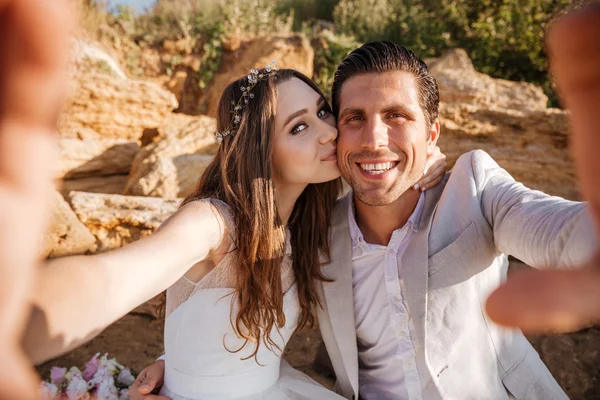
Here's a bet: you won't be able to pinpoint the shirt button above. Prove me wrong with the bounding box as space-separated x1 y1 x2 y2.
393 296 401 302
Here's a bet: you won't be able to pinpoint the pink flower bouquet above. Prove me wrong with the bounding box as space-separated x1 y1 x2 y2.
39 353 136 400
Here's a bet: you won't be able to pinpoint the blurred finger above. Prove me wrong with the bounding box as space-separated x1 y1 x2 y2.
0 0 73 128
486 261 600 333
547 4 600 95
0 345 38 399
547 4 600 226
0 0 73 398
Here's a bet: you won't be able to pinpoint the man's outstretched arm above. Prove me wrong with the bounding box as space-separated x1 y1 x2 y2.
486 4 600 333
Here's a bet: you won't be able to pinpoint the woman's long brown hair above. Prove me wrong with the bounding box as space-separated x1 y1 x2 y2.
181 69 342 360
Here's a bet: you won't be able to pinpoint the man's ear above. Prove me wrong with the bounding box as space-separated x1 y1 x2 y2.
427 120 441 155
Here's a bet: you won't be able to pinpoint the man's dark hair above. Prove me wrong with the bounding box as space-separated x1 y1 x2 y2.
331 41 439 127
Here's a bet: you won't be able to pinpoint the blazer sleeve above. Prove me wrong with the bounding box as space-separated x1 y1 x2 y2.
472 150 596 268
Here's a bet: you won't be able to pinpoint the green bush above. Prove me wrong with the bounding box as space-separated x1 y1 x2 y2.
192 0 293 89
135 0 293 40
333 0 576 106
128 0 294 90
333 0 393 42
76 0 109 38
312 30 361 102
85 0 581 107
275 0 338 30
219 0 294 36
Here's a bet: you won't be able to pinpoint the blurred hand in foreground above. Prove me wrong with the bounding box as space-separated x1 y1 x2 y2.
0 0 72 398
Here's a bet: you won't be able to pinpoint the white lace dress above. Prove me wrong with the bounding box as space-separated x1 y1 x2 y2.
159 199 343 400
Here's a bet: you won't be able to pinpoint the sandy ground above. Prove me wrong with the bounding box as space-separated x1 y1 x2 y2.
36 313 335 393
37 262 600 399
35 313 600 399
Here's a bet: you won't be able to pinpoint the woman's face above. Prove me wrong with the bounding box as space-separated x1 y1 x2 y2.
272 77 340 188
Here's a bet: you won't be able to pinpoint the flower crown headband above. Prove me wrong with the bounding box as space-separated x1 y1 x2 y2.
214 60 279 144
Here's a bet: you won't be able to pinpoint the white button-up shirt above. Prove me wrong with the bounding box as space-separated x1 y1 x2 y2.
349 192 431 400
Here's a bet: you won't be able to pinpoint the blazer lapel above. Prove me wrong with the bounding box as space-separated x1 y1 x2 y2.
401 184 443 348
320 193 359 396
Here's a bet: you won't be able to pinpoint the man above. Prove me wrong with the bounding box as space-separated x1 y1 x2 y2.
313 40 592 400
131 19 597 400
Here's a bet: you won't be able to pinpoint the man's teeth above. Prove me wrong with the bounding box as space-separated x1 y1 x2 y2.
359 162 397 174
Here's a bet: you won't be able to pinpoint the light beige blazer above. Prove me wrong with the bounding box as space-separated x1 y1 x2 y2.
317 150 595 400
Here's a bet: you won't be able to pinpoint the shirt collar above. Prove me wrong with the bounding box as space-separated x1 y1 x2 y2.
347 190 426 249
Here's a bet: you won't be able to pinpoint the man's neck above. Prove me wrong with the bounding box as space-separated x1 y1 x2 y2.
354 189 421 246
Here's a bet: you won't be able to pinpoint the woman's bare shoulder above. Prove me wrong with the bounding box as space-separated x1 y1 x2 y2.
157 198 230 251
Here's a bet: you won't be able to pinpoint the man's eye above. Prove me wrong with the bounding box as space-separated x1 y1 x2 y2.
347 116 363 122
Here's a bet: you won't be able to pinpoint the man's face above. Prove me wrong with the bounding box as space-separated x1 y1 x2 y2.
336 71 440 206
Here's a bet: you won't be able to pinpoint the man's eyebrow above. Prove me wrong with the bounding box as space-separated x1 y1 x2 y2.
381 104 416 116
339 108 365 119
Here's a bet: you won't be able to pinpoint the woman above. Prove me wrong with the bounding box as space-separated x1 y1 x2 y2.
27 64 446 399
157 66 344 399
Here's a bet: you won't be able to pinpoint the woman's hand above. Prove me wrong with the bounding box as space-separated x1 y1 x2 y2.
0 0 72 398
414 145 447 191
129 360 170 400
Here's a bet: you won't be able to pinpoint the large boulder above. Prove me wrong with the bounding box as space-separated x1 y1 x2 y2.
68 192 181 253
124 115 217 198
429 49 548 112
205 34 314 117
57 138 140 179
42 191 97 258
59 72 178 140
438 103 577 200
59 175 129 197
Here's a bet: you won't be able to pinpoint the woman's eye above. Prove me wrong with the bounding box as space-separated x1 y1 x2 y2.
291 123 308 134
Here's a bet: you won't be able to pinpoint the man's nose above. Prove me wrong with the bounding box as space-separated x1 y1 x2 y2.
361 116 388 150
